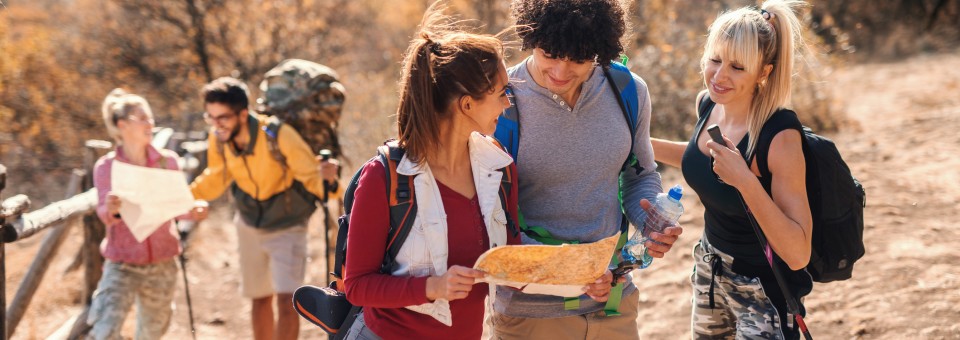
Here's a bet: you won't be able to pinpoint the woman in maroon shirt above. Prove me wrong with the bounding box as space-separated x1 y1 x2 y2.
341 5 520 340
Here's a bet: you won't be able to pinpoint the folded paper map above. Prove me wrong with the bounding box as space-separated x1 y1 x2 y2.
474 233 620 297
111 160 195 242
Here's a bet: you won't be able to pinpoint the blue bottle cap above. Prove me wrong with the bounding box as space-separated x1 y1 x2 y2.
668 185 683 200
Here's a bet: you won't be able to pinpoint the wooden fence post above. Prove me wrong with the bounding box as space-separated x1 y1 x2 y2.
81 212 105 305
4 170 84 338
65 141 110 339
81 142 108 306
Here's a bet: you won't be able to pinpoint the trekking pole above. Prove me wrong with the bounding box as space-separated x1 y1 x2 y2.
319 149 335 285
177 221 198 340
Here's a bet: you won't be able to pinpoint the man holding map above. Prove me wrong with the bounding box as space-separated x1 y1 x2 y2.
489 0 683 338
188 77 340 340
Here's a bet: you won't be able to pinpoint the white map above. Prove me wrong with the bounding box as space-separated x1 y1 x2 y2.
111 160 195 242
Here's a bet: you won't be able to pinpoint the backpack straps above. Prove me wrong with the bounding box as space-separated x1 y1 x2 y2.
262 116 290 177
496 63 641 178
488 137 520 238
599 62 643 316
494 85 521 159
217 115 291 178
737 196 813 339
751 110 805 182
378 141 418 274
331 141 418 280
697 91 714 120
331 165 366 281
603 63 643 176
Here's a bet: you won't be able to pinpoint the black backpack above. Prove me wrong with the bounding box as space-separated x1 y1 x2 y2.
792 127 866 282
698 95 866 283
293 140 516 339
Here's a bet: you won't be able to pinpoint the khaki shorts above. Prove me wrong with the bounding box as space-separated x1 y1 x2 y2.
491 288 641 340
234 213 308 298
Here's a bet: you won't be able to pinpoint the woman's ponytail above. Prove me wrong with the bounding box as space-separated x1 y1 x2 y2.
745 0 809 156
394 1 504 163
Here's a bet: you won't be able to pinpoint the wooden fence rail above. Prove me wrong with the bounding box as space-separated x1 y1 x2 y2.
3 186 96 244
4 170 88 339
0 140 108 340
0 130 319 339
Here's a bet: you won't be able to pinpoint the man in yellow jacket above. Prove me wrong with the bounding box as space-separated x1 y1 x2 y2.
190 77 341 340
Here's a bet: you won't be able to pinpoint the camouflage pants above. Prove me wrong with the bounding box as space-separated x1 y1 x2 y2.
690 239 791 340
86 259 179 340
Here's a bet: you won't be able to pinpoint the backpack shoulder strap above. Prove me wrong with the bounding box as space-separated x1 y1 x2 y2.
377 141 417 273
695 92 716 134
600 62 644 317
331 160 369 280
494 85 521 160
604 62 639 132
333 142 418 279
262 116 289 168
753 109 804 179
603 63 643 175
696 90 713 120
488 137 520 238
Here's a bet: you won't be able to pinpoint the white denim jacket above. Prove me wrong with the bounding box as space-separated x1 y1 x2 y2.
391 132 513 326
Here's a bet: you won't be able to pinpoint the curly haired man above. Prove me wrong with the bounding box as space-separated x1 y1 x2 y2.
490 1 683 338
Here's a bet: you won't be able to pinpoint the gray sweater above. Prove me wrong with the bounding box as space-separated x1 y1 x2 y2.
494 58 663 318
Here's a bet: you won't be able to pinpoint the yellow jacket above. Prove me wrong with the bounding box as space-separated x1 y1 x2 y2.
190 113 341 228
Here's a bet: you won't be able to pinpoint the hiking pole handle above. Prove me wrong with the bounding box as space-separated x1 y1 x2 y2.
177 220 197 244
319 149 333 161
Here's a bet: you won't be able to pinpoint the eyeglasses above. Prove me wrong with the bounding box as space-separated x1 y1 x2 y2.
124 116 155 125
203 111 237 125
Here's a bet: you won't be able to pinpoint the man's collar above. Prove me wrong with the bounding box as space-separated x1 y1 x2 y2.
230 113 259 155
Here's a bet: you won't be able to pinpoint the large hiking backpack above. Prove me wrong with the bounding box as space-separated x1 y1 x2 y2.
259 59 346 157
698 94 866 283
293 141 516 338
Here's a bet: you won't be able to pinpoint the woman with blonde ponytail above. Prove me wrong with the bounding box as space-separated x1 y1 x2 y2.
652 0 815 338
340 2 519 339
89 90 209 339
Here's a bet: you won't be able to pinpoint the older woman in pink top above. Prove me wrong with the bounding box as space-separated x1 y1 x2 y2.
87 89 209 340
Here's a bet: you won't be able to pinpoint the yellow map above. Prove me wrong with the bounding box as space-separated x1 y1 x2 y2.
473 234 620 296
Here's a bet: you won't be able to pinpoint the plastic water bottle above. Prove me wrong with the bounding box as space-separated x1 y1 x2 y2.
621 185 684 269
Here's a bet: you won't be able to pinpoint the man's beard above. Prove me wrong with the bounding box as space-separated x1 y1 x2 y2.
227 123 242 142
217 122 242 143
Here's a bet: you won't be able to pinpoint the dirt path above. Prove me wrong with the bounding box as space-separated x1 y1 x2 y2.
5 52 960 339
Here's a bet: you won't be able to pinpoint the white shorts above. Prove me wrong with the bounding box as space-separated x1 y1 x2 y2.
234 213 308 298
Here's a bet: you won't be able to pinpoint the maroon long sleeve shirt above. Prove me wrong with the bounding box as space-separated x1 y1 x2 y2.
343 160 519 339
